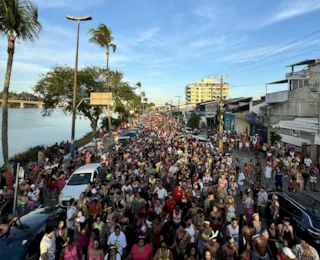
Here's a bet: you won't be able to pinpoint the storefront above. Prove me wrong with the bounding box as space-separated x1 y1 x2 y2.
224 113 235 132
248 115 268 143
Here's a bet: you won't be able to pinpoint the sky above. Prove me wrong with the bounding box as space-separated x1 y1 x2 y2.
1 0 320 106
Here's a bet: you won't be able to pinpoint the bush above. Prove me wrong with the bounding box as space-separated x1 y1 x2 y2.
270 132 282 145
11 145 44 165
187 114 201 129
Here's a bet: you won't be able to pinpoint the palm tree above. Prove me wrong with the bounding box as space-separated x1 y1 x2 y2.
0 0 41 169
88 23 116 132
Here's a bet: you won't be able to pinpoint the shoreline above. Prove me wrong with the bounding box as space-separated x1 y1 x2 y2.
0 132 95 173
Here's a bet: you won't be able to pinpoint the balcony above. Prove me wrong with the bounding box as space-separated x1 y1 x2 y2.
286 69 309 79
266 90 288 104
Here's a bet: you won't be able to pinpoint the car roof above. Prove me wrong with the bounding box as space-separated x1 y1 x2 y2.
0 207 63 240
118 136 130 140
74 163 100 174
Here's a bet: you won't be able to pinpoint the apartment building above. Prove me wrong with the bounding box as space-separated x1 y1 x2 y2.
185 77 229 104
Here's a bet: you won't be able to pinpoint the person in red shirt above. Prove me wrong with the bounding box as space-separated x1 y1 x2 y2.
165 195 176 216
130 236 153 260
3 171 13 190
172 183 185 203
89 199 102 218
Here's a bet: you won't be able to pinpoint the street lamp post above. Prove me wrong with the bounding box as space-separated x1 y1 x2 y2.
66 15 92 158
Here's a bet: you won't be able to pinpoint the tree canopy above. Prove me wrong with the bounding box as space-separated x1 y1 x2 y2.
33 65 143 135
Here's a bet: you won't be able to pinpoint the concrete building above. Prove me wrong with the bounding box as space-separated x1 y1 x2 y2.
250 57 320 151
185 77 230 104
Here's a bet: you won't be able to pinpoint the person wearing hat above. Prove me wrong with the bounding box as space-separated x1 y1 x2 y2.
222 236 238 260
277 247 296 260
198 220 213 254
204 230 220 259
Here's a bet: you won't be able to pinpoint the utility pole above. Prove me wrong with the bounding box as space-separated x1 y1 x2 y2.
175 96 181 112
219 75 228 153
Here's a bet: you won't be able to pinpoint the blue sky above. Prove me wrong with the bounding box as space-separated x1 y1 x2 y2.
1 0 320 106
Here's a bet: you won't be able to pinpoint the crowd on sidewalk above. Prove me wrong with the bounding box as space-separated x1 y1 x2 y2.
208 129 319 193
1 113 320 260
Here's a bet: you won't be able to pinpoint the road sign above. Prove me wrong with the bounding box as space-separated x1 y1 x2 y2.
90 92 112 105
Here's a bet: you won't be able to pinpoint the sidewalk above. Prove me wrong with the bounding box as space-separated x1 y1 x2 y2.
232 148 320 202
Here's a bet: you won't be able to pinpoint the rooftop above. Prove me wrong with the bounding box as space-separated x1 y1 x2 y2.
286 57 320 68
267 79 288 84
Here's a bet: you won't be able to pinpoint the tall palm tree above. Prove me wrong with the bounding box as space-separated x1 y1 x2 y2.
88 23 116 132
0 0 41 169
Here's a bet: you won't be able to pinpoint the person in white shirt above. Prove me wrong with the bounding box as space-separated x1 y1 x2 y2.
237 169 246 196
121 181 133 193
27 184 39 202
153 183 168 202
264 163 273 189
66 199 78 229
107 226 127 256
257 186 268 218
304 156 312 168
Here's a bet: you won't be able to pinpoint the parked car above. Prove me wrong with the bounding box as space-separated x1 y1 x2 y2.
59 163 100 207
0 207 66 260
268 191 320 250
117 136 131 147
125 131 137 138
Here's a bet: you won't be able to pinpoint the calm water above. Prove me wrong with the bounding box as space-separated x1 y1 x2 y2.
0 108 92 164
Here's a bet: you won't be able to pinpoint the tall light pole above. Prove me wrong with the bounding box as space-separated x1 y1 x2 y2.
175 96 181 112
66 15 92 158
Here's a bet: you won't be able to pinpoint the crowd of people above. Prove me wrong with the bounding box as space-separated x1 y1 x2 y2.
1 113 320 260
208 129 319 193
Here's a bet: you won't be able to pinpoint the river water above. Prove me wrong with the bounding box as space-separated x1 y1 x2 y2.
0 108 92 165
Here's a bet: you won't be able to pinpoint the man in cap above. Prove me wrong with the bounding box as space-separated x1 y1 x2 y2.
204 231 221 259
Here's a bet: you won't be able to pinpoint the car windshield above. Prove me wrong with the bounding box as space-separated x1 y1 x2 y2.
68 173 91 185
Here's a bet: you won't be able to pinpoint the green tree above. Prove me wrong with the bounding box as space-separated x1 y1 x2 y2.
270 132 282 145
34 66 108 137
0 0 42 169
187 114 201 129
88 23 116 132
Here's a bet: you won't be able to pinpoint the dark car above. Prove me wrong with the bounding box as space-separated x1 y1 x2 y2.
125 131 137 138
268 191 320 250
0 207 66 260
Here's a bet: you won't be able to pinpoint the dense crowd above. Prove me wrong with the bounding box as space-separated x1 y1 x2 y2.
1 113 319 260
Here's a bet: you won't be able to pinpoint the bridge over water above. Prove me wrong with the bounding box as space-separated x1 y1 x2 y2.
0 99 44 108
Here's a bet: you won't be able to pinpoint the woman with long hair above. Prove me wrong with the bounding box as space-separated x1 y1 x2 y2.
153 241 174 260
87 238 104 260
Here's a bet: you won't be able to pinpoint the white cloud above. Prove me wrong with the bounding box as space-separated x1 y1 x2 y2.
264 0 320 27
187 36 226 50
35 0 104 9
136 27 160 43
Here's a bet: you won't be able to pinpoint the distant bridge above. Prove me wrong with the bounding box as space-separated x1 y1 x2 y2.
0 99 44 108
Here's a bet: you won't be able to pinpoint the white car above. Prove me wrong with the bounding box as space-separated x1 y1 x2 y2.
59 163 100 207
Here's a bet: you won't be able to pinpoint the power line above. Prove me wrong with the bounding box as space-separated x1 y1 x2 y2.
228 36 320 74
223 28 320 73
229 47 320 76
